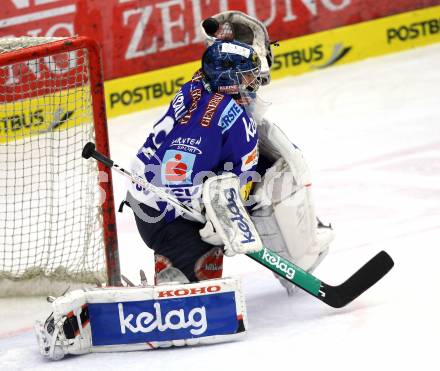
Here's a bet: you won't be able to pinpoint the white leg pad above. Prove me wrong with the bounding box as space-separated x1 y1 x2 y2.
252 119 335 289
35 277 247 360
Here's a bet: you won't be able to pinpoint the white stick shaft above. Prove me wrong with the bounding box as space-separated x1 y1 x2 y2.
111 163 206 224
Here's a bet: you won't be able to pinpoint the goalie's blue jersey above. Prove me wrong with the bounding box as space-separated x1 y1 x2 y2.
129 71 259 222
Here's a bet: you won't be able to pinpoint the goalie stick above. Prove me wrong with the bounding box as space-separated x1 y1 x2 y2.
82 142 393 308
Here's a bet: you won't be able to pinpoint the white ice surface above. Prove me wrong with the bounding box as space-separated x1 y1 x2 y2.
1 43 439 370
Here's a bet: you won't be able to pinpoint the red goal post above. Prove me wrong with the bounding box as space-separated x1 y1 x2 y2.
0 36 121 295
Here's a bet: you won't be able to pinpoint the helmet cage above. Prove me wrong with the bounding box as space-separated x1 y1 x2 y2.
236 65 261 93
202 40 261 95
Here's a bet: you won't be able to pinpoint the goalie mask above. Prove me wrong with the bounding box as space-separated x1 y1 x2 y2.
202 40 261 97
201 11 274 86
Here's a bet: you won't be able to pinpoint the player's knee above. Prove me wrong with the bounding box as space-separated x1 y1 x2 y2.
154 254 190 284
194 247 224 280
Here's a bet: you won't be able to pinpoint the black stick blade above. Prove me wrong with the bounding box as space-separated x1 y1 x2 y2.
322 251 394 308
82 142 96 159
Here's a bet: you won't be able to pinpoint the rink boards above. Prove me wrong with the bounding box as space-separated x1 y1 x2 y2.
104 5 440 118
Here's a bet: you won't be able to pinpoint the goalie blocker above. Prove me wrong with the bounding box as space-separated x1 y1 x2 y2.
35 277 247 360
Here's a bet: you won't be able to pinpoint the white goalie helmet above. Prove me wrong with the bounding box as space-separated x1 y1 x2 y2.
200 11 274 86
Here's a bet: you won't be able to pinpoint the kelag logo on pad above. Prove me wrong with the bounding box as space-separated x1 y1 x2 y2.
118 302 207 336
88 292 238 346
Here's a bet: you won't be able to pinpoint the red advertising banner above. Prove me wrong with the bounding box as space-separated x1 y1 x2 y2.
1 0 439 82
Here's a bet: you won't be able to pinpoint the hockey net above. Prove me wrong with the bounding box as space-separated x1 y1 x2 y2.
0 36 120 296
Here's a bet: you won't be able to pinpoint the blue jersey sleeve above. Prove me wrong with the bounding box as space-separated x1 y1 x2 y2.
219 100 259 180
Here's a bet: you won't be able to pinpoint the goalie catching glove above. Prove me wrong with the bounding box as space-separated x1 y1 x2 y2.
200 10 274 86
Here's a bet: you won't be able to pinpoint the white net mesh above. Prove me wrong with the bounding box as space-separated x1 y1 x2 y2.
0 37 107 295
0 37 64 54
